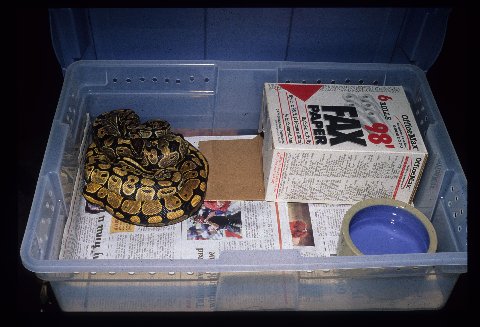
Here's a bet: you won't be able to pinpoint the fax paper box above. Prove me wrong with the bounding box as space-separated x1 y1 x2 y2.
261 83 428 204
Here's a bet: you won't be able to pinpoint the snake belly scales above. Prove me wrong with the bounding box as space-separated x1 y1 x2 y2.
83 109 208 227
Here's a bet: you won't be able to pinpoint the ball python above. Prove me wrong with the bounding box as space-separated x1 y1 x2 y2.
83 109 208 227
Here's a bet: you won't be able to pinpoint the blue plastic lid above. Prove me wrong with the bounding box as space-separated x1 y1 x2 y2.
49 8 450 74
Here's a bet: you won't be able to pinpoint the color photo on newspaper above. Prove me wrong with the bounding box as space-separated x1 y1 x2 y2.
186 201 243 240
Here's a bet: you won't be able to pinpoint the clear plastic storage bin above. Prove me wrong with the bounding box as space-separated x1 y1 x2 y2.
20 60 467 311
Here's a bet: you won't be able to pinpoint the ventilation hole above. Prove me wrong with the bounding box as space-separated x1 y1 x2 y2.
454 212 457 218
112 78 118 83
46 202 49 209
186 272 194 275
424 115 428 121
396 268 401 271
126 78 131 83
345 78 351 84
316 79 321 84
285 80 291 83
128 272 135 275
455 196 459 201
90 272 97 275
148 272 156 275
152 77 158 82
451 186 455 192
165 78 170 83
175 79 181 84
373 80 379 85
447 201 452 207
140 77 145 82
358 79 364 84
460 209 464 215
204 77 209 83
302 80 306 84
457 225 462 232
108 272 116 275
190 76 195 82
168 272 175 275
412 266 418 270
331 80 336 84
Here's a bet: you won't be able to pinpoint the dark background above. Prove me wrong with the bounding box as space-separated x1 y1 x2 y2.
16 7 471 317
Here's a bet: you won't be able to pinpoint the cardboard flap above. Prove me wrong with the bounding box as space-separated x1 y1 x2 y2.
199 135 265 201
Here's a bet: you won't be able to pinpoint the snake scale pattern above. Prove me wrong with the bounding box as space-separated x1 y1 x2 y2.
83 109 208 227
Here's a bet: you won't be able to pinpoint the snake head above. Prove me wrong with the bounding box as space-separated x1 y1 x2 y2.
145 120 171 137
130 120 171 139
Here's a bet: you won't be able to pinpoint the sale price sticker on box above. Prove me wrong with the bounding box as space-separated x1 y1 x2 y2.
260 83 428 204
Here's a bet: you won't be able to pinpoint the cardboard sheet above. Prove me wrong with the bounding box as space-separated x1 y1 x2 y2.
199 135 265 201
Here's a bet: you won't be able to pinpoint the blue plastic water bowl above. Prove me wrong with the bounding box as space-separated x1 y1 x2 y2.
338 199 437 256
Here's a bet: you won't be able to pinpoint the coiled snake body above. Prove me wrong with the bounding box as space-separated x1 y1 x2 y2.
83 109 208 227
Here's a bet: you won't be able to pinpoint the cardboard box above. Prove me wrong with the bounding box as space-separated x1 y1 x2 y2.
260 83 428 204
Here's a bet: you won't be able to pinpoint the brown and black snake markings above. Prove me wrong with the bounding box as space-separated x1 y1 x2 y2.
83 109 208 227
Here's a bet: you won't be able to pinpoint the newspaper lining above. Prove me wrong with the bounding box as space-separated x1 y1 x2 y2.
59 135 350 260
